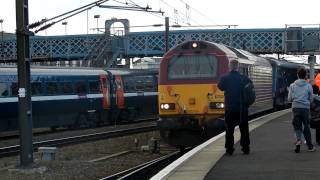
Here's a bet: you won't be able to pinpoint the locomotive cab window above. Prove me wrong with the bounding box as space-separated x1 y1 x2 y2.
168 55 218 80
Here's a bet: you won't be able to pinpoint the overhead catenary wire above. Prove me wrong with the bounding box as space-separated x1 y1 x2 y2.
33 0 163 34
98 0 193 30
110 0 189 29
34 3 102 33
177 0 219 25
29 0 109 29
111 0 163 14
159 0 208 29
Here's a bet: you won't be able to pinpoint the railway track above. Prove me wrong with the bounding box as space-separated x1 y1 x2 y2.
0 124 157 158
100 150 186 180
0 117 157 140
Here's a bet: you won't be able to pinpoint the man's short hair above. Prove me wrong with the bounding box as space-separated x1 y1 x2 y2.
297 67 307 79
229 59 239 71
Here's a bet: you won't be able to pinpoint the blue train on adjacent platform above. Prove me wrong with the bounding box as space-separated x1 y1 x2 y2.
0 67 158 131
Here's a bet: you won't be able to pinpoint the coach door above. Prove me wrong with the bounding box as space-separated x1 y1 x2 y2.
99 74 110 109
115 75 125 109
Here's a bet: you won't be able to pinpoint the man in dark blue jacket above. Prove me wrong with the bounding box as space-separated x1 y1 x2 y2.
218 59 251 155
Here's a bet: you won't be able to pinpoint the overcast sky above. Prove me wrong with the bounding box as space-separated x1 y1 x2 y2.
1 0 320 36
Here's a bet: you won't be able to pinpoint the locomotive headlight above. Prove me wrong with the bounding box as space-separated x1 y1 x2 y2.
160 103 175 110
217 103 224 108
209 102 225 109
192 42 198 48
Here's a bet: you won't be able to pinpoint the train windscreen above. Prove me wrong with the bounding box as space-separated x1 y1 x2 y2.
167 55 218 80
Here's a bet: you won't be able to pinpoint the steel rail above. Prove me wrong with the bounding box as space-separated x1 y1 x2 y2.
0 116 157 140
100 151 182 180
0 125 157 158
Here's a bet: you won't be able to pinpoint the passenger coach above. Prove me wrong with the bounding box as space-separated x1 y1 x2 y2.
0 67 158 132
0 67 110 131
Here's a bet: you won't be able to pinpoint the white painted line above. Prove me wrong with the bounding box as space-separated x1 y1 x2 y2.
0 94 103 103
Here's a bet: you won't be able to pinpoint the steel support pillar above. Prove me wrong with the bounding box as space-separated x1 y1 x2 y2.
16 0 33 167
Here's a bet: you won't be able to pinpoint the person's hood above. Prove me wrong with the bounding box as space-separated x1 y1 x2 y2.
294 79 307 87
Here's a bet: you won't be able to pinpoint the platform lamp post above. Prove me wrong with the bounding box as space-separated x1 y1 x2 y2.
62 21 68 35
94 14 100 34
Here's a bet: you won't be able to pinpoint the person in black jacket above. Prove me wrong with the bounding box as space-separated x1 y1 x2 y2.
218 59 252 155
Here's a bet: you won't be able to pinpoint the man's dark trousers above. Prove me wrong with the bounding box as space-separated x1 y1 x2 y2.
225 109 250 150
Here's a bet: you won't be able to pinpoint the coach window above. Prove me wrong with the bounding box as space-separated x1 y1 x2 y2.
123 77 135 93
10 83 18 96
75 81 88 94
239 64 249 76
0 83 8 97
89 81 99 93
143 76 155 91
60 82 73 94
135 78 144 91
31 82 42 96
154 76 158 91
46 82 59 95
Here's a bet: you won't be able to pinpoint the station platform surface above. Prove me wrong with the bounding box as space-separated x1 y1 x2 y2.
152 109 320 180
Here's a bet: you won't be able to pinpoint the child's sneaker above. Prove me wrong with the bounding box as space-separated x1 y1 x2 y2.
308 145 316 152
294 140 302 153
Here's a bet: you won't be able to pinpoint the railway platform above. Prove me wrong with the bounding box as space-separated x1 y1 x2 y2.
152 109 320 180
